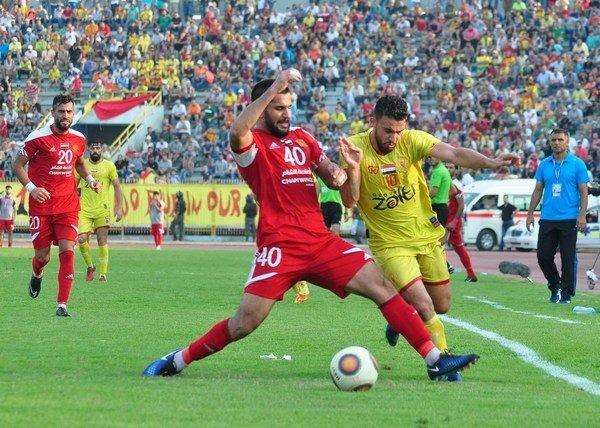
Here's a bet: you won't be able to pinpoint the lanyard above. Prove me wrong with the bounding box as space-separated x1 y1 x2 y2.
552 158 564 181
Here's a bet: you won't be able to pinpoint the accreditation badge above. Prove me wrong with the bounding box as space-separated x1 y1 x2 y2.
552 183 562 198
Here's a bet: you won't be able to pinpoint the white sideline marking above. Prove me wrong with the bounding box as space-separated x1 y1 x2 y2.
464 296 583 325
441 315 600 396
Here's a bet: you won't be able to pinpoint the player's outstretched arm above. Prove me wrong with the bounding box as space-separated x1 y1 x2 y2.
13 154 51 203
315 158 347 191
229 68 302 152
338 138 362 208
430 142 520 170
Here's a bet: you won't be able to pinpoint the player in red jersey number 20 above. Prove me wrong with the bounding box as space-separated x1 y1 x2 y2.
13 94 101 317
142 69 479 381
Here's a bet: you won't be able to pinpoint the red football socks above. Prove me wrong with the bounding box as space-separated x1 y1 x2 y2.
454 244 475 277
379 294 435 358
153 231 162 246
57 250 74 304
182 318 233 364
32 256 49 277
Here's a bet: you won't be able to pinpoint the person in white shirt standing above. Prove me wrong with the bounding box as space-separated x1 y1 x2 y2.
0 184 16 247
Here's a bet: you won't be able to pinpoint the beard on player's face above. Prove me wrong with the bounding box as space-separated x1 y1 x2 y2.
264 112 290 138
54 117 72 131
90 152 101 162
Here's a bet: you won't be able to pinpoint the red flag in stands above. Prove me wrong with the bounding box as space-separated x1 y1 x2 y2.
92 95 153 120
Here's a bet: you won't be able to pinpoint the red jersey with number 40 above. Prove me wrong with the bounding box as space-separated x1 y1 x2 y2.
21 125 86 215
232 127 329 247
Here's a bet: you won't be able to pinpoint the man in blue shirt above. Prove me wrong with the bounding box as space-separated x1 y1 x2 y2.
526 129 589 304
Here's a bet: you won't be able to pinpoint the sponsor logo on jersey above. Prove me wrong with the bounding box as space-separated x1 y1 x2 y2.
269 142 280 150
371 184 417 210
367 165 378 174
49 147 57 152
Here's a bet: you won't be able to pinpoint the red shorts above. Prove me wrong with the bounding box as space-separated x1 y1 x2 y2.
29 212 79 250
244 234 372 300
0 219 13 232
447 221 464 247
151 224 164 235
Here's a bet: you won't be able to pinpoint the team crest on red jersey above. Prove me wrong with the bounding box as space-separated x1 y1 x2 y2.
295 139 307 148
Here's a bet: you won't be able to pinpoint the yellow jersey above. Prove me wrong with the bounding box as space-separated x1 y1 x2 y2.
78 159 118 215
345 129 445 253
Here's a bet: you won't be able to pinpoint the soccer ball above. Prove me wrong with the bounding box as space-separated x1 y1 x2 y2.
329 346 379 391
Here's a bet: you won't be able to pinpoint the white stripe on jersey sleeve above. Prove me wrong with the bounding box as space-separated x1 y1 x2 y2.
20 125 53 157
230 144 258 168
23 125 53 144
68 128 86 139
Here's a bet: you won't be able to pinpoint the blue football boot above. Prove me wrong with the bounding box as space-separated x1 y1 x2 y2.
444 371 463 382
142 349 183 377
427 353 479 381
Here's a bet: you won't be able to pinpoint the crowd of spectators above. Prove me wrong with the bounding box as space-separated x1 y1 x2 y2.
0 0 598 183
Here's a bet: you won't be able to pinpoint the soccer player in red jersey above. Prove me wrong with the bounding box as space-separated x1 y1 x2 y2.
13 94 101 317
446 163 477 282
143 69 479 380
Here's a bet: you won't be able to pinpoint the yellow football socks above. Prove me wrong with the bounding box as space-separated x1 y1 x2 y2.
79 241 93 268
425 314 449 353
98 245 109 276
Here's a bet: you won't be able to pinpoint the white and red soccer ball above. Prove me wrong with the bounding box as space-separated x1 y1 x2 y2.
330 346 379 391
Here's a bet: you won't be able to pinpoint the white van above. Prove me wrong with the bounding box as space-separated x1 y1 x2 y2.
462 179 539 250
503 202 600 251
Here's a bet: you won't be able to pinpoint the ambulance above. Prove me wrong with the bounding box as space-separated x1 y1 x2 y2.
462 179 538 250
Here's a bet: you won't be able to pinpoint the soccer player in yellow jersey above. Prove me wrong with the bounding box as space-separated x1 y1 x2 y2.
77 139 124 282
339 95 518 381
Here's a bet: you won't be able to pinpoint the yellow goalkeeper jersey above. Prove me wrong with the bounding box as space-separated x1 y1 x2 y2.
345 129 445 253
78 158 118 215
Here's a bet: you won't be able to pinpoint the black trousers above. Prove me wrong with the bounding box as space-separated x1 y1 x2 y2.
431 203 449 226
537 219 578 297
321 202 342 229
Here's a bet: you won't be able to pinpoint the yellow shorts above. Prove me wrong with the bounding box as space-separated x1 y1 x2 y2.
373 242 450 291
79 211 111 234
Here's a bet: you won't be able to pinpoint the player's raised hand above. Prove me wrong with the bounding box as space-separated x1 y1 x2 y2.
339 137 363 170
271 68 302 93
30 187 51 203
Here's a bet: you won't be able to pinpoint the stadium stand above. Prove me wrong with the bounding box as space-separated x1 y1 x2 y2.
0 0 598 183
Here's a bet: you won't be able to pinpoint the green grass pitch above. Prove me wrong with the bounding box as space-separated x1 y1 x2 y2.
1 247 598 426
